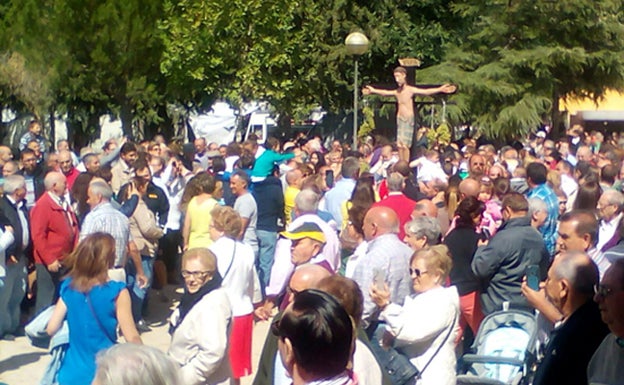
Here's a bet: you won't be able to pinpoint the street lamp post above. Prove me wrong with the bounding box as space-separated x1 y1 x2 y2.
345 32 369 150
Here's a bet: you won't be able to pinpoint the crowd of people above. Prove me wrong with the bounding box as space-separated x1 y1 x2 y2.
0 119 623 385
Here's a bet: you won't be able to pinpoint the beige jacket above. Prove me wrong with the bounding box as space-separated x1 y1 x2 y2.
168 288 232 385
129 198 163 257
111 160 133 194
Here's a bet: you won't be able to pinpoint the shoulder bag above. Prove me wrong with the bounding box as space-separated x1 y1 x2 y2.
86 293 117 344
372 315 457 385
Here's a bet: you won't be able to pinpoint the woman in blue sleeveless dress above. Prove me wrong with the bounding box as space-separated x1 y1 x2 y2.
47 232 142 385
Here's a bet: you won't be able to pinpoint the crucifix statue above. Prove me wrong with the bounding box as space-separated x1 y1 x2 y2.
362 65 456 160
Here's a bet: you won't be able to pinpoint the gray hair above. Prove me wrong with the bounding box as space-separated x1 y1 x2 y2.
387 172 404 192
404 217 441 246
295 189 320 213
93 344 181 385
341 157 360 179
3 174 26 194
83 153 99 165
528 197 547 217
552 251 599 296
306 139 321 152
602 189 624 212
43 172 65 191
89 181 113 201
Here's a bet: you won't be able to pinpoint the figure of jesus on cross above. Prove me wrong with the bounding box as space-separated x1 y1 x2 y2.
362 66 456 160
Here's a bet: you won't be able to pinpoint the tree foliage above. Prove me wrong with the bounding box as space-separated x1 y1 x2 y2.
160 0 464 115
419 0 624 139
0 0 622 147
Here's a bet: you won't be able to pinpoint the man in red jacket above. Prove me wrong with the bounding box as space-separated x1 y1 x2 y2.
30 171 79 314
372 172 417 240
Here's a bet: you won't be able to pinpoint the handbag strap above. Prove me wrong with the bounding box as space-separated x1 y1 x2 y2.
221 240 236 280
86 292 117 344
415 312 457 379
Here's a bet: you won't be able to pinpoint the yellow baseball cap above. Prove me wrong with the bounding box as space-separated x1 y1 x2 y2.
280 222 326 244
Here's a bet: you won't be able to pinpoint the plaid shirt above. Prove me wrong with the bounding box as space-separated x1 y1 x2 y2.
527 183 559 257
19 131 47 153
80 202 131 267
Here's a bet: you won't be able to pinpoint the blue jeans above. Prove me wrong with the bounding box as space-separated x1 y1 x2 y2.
256 229 277 292
126 256 154 322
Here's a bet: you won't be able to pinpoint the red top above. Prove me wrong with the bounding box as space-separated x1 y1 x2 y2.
64 167 81 191
30 192 79 265
372 192 417 240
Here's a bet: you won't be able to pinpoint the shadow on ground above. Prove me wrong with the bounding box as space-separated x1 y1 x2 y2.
0 351 47 372
146 285 182 328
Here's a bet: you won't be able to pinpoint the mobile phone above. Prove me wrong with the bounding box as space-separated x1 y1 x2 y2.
373 268 386 291
325 170 334 189
526 265 540 291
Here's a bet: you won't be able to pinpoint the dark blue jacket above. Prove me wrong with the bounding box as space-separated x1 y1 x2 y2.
252 176 284 232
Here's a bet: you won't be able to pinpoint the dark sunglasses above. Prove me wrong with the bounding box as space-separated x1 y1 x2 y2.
594 284 615 298
409 268 429 277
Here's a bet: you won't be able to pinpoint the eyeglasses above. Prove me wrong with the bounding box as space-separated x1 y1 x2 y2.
181 270 211 279
559 201 567 205
409 268 429 277
286 286 301 296
594 284 616 298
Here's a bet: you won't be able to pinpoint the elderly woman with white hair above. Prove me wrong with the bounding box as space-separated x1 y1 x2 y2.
403 216 442 251
370 245 460 385
168 248 232 385
93 344 181 385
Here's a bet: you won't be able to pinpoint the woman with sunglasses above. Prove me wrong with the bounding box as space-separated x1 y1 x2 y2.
168 248 232 385
370 245 459 385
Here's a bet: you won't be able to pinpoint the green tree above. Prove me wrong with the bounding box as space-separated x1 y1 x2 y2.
419 0 624 139
160 0 463 122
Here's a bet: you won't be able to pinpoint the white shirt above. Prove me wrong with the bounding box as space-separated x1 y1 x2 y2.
588 247 611 280
209 237 262 316
597 213 623 252
7 196 29 249
380 286 460 385
418 157 448 183
345 241 368 279
560 173 578 199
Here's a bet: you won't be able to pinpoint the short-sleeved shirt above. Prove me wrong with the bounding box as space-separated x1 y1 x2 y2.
234 192 258 251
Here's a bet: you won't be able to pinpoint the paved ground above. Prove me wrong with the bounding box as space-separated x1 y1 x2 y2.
0 285 270 385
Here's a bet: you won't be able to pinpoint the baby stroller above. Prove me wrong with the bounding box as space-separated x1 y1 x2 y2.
456 309 538 385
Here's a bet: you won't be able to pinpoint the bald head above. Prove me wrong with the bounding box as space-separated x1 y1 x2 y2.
459 178 481 198
0 145 12 163
552 252 599 297
43 171 67 196
58 150 73 173
363 206 399 241
289 264 332 294
412 199 438 219
286 169 303 187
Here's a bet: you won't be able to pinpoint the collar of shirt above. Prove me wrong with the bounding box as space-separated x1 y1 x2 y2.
47 191 65 208
90 201 113 213
6 195 24 209
602 213 623 229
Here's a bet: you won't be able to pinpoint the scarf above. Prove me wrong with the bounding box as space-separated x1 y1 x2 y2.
170 271 223 334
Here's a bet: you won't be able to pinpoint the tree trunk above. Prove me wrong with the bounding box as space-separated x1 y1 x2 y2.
49 108 56 151
120 101 133 139
551 89 565 139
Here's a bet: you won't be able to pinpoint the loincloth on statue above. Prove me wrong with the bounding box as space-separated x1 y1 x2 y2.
397 116 415 147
